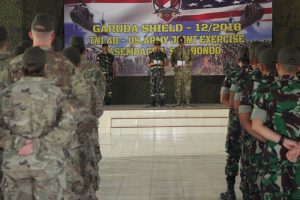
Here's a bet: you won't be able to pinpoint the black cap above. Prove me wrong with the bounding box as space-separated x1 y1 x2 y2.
258 48 278 69
63 47 81 66
102 43 108 47
278 46 300 68
0 26 8 42
255 43 270 61
238 46 249 59
154 41 161 46
31 13 55 32
13 40 33 56
249 41 260 61
23 46 47 72
178 36 184 43
70 36 85 49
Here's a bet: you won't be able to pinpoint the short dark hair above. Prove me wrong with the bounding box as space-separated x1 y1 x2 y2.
63 47 81 66
22 47 46 76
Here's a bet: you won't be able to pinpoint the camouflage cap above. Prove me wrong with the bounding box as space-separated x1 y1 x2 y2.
278 46 300 68
249 41 260 61
258 48 278 69
238 46 249 59
254 43 270 61
102 43 108 47
0 26 7 42
178 36 184 43
23 46 47 72
154 41 161 46
70 36 85 49
31 13 55 32
63 47 81 66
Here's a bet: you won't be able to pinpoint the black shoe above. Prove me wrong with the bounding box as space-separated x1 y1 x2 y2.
160 98 165 106
220 191 236 200
104 96 112 105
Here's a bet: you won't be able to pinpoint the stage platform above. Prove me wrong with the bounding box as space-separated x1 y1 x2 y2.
98 104 229 136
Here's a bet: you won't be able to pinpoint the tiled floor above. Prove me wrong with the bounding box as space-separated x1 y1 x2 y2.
97 132 243 200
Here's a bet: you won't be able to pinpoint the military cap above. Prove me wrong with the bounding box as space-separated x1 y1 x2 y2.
154 41 161 46
238 46 249 59
0 26 7 42
258 48 278 69
102 43 108 47
23 46 47 72
249 41 260 61
278 46 300 68
63 47 81 66
178 36 184 43
254 43 270 61
70 36 85 49
31 13 55 32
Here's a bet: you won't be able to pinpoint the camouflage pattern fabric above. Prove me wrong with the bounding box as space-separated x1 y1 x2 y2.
71 68 103 200
171 46 193 100
81 56 106 99
221 69 242 178
148 51 168 99
0 77 77 200
251 75 300 199
239 71 278 200
0 51 13 200
97 53 114 99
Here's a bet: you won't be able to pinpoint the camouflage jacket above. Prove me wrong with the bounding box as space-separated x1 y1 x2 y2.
221 68 240 95
9 49 75 96
230 65 253 100
0 77 77 151
251 74 300 155
97 52 114 76
80 56 106 98
72 68 103 118
0 52 13 92
171 46 193 70
239 71 277 113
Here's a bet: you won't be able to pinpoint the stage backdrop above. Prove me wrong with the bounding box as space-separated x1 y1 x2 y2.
64 0 272 77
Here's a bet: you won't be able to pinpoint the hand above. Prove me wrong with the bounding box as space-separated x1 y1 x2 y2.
286 146 300 163
18 140 33 156
282 138 298 150
174 65 178 68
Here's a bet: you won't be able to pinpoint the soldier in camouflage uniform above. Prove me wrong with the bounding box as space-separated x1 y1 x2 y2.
70 36 106 98
97 43 114 105
0 46 78 200
219 52 242 200
0 26 13 200
251 47 300 200
238 47 278 200
8 13 85 199
63 46 103 200
171 36 193 106
147 41 168 107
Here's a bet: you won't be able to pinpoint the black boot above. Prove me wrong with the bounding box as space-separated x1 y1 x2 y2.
151 97 156 107
220 176 236 200
160 98 165 106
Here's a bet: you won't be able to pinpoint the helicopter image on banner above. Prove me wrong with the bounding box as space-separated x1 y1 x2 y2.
228 0 270 33
66 0 110 36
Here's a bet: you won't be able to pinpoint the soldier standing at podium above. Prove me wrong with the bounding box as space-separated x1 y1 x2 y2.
147 41 168 107
97 43 115 105
171 36 193 106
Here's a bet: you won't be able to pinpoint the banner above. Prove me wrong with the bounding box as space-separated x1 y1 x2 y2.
64 0 272 76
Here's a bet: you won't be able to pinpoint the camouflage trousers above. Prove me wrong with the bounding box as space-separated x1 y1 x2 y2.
260 143 300 200
174 67 191 101
105 75 113 98
2 173 65 200
1 151 67 200
225 109 241 178
0 148 3 200
150 67 165 98
240 131 263 200
70 125 100 200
